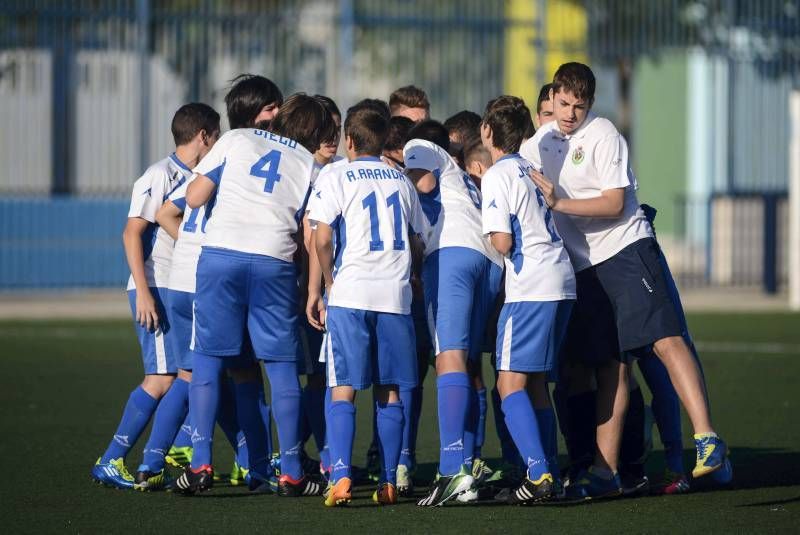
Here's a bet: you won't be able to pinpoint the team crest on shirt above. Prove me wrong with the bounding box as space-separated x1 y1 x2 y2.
571 146 585 165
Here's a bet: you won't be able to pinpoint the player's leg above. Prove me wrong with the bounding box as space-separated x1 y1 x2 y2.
91 287 172 490
619 374 650 496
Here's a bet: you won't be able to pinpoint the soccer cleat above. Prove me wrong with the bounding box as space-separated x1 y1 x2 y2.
91 457 135 489
504 473 554 505
692 434 728 478
324 477 353 507
372 482 398 505
454 485 479 503
248 471 278 494
396 464 414 497
229 462 249 486
277 473 325 497
270 453 282 478
366 443 381 482
658 470 690 495
471 458 494 485
164 446 193 469
134 468 169 491
486 462 524 488
711 457 733 485
621 474 650 497
416 465 474 507
174 465 213 495
564 467 622 501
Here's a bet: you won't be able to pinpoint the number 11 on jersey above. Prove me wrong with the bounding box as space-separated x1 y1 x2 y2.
362 190 406 252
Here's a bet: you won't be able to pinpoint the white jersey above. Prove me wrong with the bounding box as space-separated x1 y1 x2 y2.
520 113 653 272
126 153 193 290
312 155 346 185
403 139 503 267
481 153 576 302
166 179 208 293
195 128 315 261
308 156 427 314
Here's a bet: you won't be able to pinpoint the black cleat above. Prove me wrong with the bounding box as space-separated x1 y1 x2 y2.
175 465 213 495
503 474 554 505
277 473 325 497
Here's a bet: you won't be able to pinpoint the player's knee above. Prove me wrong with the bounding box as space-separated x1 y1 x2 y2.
141 373 176 398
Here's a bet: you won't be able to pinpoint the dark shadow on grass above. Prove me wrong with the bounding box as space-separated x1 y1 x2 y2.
738 495 800 508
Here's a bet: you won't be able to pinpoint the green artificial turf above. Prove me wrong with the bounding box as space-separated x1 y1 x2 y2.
1 313 798 533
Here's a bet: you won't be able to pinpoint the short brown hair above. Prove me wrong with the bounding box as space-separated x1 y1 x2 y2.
481 95 532 154
463 135 491 169
269 93 338 153
552 62 595 103
384 116 415 152
171 103 220 146
389 85 430 114
345 99 391 156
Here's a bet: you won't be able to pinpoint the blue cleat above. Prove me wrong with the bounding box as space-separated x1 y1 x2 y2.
692 434 729 479
711 457 733 484
565 467 622 501
91 457 135 490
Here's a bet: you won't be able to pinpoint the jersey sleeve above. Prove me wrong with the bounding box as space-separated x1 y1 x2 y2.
307 170 342 227
406 183 426 238
594 134 633 191
403 139 445 173
194 133 230 185
481 170 512 235
127 166 170 223
167 180 189 212
520 136 543 171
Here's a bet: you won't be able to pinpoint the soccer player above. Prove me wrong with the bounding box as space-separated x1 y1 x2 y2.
174 94 337 497
479 96 576 504
389 85 430 123
534 83 555 129
443 110 482 169
308 100 426 506
90 103 219 490
403 120 503 507
382 116 415 170
227 73 284 129
522 62 729 498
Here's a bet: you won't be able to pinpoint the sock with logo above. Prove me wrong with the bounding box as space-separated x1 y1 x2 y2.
534 406 560 479
189 352 224 469
319 387 332 470
638 355 684 473
475 387 487 459
173 413 193 448
410 385 423 461
255 379 273 459
264 361 303 480
376 401 404 485
398 386 415 467
327 400 356 482
140 378 189 472
462 386 478 469
437 372 470 476
101 385 159 463
233 380 271 477
502 390 547 481
492 386 519 464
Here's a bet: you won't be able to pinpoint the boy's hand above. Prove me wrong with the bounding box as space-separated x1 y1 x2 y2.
530 169 558 208
136 289 159 331
306 292 326 331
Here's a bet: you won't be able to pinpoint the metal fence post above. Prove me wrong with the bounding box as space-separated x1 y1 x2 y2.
338 0 355 109
137 0 151 174
51 15 72 194
763 194 778 294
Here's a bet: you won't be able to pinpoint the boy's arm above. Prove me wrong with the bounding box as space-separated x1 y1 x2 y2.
531 169 624 218
481 171 514 255
490 232 513 255
312 223 334 330
155 200 183 240
304 214 325 331
122 217 159 330
186 175 216 209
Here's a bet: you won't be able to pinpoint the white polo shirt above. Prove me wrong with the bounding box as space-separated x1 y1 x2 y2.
520 113 653 272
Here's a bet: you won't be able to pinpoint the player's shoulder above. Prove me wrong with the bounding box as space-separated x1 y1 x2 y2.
403 138 450 169
136 155 179 188
581 114 621 140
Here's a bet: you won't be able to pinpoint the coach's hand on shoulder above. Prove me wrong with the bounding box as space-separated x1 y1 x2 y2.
136 288 160 331
306 291 326 331
530 170 558 208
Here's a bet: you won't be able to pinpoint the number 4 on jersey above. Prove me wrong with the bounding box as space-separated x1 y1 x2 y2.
250 150 282 193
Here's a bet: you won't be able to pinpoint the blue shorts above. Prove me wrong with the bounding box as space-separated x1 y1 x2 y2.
127 287 175 375
191 247 299 362
166 289 195 371
422 247 503 361
323 306 418 390
298 318 324 375
495 300 574 373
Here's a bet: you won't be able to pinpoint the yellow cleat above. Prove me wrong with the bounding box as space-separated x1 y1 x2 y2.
324 477 352 507
372 482 398 505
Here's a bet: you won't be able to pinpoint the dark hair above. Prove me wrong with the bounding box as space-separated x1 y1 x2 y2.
224 74 284 129
171 103 220 146
354 98 391 120
463 135 491 168
389 85 430 114
536 83 555 113
384 116 415 152
345 99 391 156
407 119 450 152
443 110 481 145
481 95 532 154
552 62 595 103
314 95 341 145
269 93 337 154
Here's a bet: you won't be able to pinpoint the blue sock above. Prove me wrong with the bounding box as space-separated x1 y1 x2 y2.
101 385 158 463
639 356 684 473
437 372 470 476
234 381 271 477
320 388 332 470
475 388 487 459
304 386 327 459
398 386 415 467
328 400 355 482
535 407 560 479
140 378 189 472
216 378 241 449
300 391 312 445
463 386 478 468
491 386 518 464
502 390 547 481
256 379 274 459
173 413 193 448
189 352 223 469
264 361 302 480
376 401 404 485
410 385 423 460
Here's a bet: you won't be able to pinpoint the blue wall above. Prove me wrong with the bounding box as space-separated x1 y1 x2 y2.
0 198 130 288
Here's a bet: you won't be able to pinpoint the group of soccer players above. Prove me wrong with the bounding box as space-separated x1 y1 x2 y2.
91 61 733 507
